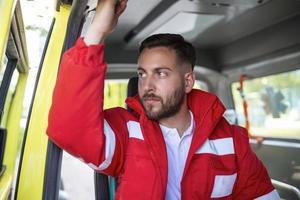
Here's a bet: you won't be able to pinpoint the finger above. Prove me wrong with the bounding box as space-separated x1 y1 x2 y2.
97 0 116 10
115 0 127 16
115 0 126 15
98 0 116 5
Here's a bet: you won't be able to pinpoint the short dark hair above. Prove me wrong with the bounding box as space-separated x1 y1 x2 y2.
139 33 196 70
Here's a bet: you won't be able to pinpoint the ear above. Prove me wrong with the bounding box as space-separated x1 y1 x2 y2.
184 72 195 93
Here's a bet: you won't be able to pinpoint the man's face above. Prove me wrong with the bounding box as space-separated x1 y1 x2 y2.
137 47 187 120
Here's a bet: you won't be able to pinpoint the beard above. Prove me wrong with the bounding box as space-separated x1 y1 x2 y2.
140 83 185 121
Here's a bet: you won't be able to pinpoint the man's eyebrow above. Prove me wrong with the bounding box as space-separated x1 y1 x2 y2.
154 67 172 71
137 67 145 71
137 66 173 71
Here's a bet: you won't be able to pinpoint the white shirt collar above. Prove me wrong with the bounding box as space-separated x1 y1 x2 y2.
159 110 194 138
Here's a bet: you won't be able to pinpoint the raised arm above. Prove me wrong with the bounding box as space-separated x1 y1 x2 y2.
47 0 128 176
84 0 127 45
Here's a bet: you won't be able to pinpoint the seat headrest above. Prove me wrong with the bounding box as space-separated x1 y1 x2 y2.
127 76 138 97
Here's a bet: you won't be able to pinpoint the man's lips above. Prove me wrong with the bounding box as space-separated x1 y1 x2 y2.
142 95 161 104
143 97 160 101
143 98 160 105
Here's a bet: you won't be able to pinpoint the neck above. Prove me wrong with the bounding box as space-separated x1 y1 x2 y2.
159 98 191 137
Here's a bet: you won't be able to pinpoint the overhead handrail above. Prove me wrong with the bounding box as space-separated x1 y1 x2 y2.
271 179 300 199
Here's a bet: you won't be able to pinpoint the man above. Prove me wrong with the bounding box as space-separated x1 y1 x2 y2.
47 0 280 199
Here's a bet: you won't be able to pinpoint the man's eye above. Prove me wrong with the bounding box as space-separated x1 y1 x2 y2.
137 72 146 78
158 71 167 77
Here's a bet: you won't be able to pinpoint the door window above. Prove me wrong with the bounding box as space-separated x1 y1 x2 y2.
231 69 300 139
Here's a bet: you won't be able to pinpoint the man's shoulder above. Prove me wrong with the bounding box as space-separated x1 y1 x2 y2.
212 118 250 155
213 117 249 139
230 124 252 159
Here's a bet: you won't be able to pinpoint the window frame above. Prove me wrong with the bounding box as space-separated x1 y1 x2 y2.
0 58 18 122
0 53 18 178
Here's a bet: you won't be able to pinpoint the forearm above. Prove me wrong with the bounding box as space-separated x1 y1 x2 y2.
84 0 127 45
84 25 107 45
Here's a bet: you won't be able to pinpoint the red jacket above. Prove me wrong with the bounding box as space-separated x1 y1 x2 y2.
47 38 278 200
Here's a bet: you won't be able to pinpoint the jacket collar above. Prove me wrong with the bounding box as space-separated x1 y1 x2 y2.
125 89 225 125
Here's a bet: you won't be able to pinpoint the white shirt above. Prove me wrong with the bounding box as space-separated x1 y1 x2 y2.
159 111 195 200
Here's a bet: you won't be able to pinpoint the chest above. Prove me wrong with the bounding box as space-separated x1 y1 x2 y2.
118 137 238 199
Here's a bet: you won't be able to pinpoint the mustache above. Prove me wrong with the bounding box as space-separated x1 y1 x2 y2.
142 93 162 101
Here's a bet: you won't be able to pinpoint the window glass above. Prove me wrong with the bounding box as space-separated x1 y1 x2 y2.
104 80 128 109
231 69 300 139
60 151 95 200
8 67 19 93
0 56 8 87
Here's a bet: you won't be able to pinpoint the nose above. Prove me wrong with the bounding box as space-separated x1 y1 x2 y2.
139 75 156 93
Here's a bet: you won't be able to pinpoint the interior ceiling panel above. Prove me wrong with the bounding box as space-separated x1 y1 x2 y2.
120 0 272 49
103 0 300 50
151 12 225 41
193 0 300 48
91 0 300 69
105 0 162 43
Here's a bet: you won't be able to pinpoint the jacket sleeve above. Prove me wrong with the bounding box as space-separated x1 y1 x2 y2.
232 126 280 200
47 38 127 176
